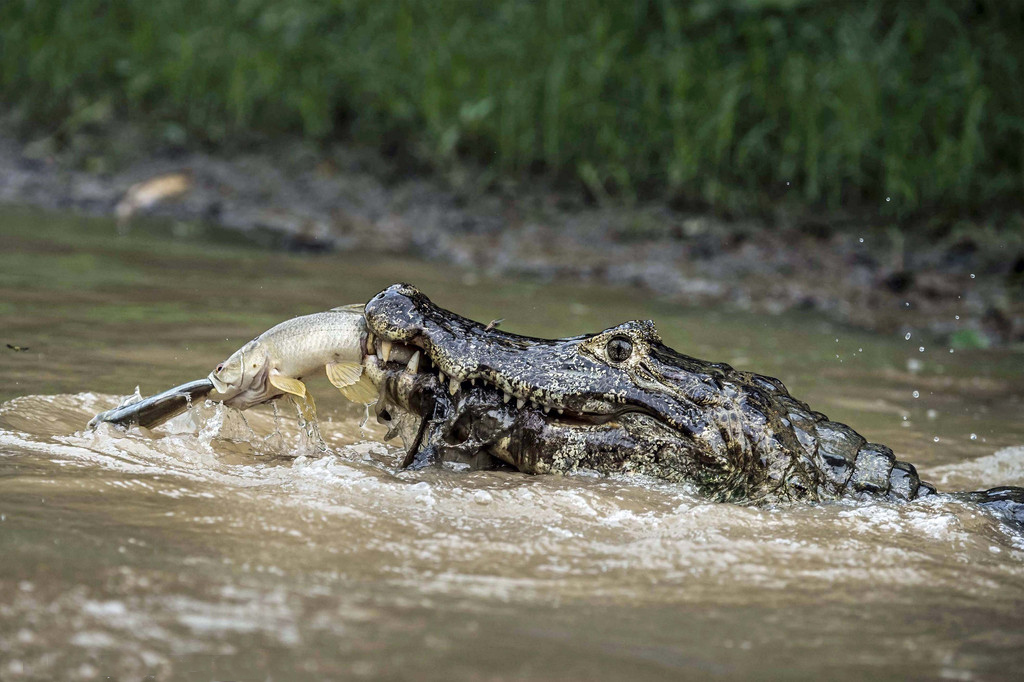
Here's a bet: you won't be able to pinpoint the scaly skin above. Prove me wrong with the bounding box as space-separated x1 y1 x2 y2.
364 284 1024 510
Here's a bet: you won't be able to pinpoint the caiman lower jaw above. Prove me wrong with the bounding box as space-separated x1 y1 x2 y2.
364 333 626 427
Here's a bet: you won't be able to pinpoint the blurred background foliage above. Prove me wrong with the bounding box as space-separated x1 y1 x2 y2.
2 0 1022 219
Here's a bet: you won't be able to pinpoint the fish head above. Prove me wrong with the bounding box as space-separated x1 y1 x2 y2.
208 340 273 407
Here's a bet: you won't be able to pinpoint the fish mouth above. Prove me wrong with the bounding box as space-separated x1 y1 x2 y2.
209 362 274 410
208 372 230 394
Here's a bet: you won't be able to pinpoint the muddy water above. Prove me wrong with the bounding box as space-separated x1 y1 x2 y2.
2 205 1023 681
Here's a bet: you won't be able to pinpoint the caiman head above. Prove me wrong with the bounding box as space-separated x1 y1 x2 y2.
362 283 770 497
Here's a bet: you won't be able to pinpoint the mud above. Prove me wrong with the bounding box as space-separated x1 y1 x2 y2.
1 128 1021 347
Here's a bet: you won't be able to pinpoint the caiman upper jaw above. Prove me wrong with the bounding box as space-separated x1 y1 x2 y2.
363 284 657 426
365 332 569 417
363 284 576 417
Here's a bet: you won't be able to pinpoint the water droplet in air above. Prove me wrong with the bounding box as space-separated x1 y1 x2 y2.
905 332 912 340
858 348 863 352
912 390 920 398
918 346 925 352
970 273 975 279
886 197 891 202
858 237 864 243
954 315 960 320
933 436 940 443
970 433 978 441
949 348 954 354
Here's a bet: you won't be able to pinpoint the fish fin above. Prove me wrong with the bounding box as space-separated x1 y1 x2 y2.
269 373 307 398
339 374 377 404
327 362 376 404
329 303 365 313
326 361 362 388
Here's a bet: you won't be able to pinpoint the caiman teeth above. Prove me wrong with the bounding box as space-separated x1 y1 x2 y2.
503 392 512 404
406 350 421 374
380 340 393 363
438 370 446 384
470 378 477 386
449 379 459 396
516 398 526 409
366 332 375 352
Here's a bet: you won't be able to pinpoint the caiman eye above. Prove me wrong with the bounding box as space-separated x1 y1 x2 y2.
606 336 633 363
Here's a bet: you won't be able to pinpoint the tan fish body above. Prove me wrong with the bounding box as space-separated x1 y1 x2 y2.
209 304 376 409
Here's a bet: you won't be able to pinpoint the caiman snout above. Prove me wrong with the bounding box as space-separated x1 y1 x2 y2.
364 283 429 343
363 283 711 438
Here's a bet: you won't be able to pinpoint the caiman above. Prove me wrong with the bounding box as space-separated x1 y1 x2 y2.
361 284 1024 520
91 283 1024 521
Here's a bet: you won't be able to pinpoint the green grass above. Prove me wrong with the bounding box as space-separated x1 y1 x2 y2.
2 0 1022 219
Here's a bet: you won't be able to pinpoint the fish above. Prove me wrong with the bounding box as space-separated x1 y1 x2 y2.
209 304 376 409
88 378 215 430
115 171 193 231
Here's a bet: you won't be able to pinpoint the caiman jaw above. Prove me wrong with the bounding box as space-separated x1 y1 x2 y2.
364 333 589 421
362 283 663 428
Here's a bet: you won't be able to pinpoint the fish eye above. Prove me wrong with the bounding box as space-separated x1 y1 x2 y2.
606 336 633 362
216 363 224 373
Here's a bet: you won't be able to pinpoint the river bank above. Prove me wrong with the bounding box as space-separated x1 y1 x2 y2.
2 129 1021 348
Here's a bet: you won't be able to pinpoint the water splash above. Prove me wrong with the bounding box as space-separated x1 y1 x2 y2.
289 394 328 455
2 392 1024 679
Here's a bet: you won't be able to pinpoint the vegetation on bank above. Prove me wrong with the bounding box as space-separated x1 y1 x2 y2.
2 1 1022 220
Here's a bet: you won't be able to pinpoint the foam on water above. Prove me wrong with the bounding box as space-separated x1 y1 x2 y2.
3 393 1023 604
3 393 1024 680
927 446 1024 490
